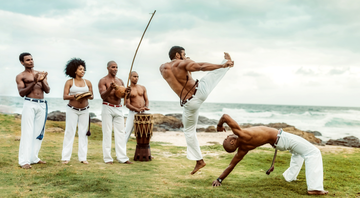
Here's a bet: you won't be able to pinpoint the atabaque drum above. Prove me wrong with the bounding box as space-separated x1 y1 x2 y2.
133 113 153 161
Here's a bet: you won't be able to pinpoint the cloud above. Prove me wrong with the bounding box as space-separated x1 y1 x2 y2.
327 67 349 75
1 0 360 107
295 67 317 76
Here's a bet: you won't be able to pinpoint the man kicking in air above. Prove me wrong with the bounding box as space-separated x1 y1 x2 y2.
160 46 234 174
212 114 328 195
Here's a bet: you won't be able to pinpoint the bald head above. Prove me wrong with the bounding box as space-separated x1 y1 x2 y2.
107 61 116 68
130 71 139 85
223 136 238 153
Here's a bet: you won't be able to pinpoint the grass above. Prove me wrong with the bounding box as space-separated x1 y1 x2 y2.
0 113 360 197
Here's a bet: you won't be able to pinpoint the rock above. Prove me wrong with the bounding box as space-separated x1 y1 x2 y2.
152 114 183 131
14 113 21 120
46 127 64 133
196 128 206 132
198 116 218 125
205 126 216 132
90 118 101 123
165 113 182 120
281 126 323 145
153 126 166 132
164 113 218 125
47 111 66 121
306 130 322 136
326 136 360 148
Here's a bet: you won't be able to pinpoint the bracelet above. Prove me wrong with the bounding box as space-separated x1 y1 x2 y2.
217 178 222 183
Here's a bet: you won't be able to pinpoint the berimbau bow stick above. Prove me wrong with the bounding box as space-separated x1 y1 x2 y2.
124 10 156 105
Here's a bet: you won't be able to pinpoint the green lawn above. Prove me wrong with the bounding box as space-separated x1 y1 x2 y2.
0 114 359 197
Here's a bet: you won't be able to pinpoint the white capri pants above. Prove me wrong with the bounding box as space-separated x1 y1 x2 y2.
101 104 129 163
19 99 46 166
61 106 89 162
275 131 325 191
182 59 230 160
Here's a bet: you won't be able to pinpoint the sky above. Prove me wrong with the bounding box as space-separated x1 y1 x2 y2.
1 0 359 107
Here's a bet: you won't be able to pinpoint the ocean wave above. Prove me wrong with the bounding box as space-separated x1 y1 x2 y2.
325 118 360 127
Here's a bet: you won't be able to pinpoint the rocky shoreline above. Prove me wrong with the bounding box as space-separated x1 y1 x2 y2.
14 111 360 148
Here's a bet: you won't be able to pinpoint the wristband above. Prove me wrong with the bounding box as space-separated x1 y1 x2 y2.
217 178 222 183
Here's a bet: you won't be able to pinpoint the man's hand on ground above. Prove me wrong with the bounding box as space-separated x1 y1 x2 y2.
212 180 222 187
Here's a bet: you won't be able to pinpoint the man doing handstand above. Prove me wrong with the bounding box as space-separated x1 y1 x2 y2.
160 46 234 174
212 114 328 195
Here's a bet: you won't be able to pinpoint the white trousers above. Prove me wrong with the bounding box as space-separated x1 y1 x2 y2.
101 104 129 163
275 131 324 191
125 110 136 142
19 99 46 166
183 59 230 160
61 106 89 162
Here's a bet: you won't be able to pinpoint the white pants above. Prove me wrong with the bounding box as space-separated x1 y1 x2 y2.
183 59 230 160
125 110 136 142
275 131 324 191
19 99 46 166
61 106 89 162
101 104 129 163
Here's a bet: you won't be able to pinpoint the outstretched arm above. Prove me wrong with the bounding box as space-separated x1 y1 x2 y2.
212 149 248 187
181 60 233 72
217 114 242 136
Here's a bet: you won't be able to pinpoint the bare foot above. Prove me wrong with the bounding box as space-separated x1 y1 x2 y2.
105 161 113 164
123 161 133 164
62 160 69 164
21 164 32 169
36 160 46 164
307 190 329 195
190 159 206 175
81 161 89 164
224 52 232 61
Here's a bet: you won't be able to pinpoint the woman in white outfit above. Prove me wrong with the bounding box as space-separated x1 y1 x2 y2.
61 58 94 164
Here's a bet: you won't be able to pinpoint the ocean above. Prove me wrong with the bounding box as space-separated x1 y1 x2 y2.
1 96 359 141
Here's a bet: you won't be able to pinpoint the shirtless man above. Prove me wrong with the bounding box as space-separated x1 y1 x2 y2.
160 46 234 174
124 71 150 142
15 52 50 169
98 61 132 164
212 114 328 195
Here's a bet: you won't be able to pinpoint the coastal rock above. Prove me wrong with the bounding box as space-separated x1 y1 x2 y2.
47 111 66 121
90 118 102 123
205 126 216 132
198 116 218 125
152 114 183 131
165 113 218 125
326 136 360 148
14 113 21 120
306 130 322 136
165 113 182 120
153 126 166 132
196 128 206 132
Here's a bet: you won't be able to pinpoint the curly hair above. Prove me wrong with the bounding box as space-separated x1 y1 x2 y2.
64 58 86 78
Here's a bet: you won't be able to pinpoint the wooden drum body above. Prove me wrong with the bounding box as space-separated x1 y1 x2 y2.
133 113 153 161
